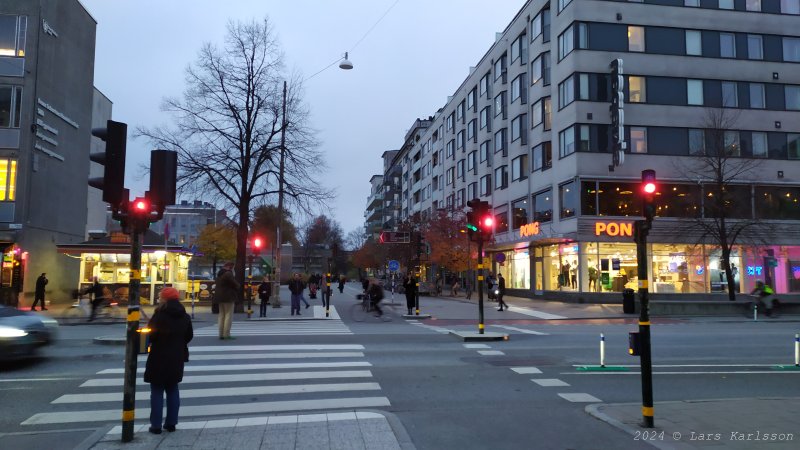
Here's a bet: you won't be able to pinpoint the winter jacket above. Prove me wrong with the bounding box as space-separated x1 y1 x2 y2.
214 269 239 304
258 282 272 301
144 300 193 386
498 276 506 295
288 279 305 295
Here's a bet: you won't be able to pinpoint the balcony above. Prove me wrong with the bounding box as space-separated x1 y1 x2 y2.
366 192 384 210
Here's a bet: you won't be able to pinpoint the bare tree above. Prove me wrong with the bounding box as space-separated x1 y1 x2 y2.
677 108 764 301
138 18 329 299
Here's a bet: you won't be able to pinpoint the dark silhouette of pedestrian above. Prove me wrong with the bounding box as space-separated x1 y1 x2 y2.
214 262 239 339
403 274 417 315
144 287 193 434
338 275 346 293
32 273 48 311
84 277 106 322
288 273 304 316
497 273 509 311
257 277 271 318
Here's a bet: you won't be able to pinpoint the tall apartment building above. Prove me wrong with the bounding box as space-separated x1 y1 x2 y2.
364 175 384 239
379 0 800 300
0 0 98 305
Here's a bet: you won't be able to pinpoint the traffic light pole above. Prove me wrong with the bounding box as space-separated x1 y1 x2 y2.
247 255 253 319
325 258 332 318
476 234 485 334
415 233 421 315
121 226 143 442
635 219 654 428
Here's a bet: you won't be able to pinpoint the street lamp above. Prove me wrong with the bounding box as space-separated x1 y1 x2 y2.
274 53 353 306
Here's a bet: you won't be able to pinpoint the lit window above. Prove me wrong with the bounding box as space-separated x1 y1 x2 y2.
628 26 645 52
630 127 648 153
0 159 17 201
629 76 646 103
0 16 26 57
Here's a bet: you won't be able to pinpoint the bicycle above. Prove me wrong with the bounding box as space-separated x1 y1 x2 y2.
743 294 781 319
62 296 125 324
350 293 391 322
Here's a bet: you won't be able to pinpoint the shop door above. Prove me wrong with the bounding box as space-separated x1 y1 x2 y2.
534 257 543 295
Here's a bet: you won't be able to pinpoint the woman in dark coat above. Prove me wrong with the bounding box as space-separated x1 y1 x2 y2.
403 274 417 315
144 287 193 434
257 277 271 318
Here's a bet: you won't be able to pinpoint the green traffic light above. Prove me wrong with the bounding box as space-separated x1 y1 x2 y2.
466 224 478 232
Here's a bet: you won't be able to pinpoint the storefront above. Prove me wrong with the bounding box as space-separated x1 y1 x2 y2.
57 231 192 305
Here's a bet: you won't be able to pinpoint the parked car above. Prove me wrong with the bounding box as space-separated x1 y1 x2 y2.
0 305 58 361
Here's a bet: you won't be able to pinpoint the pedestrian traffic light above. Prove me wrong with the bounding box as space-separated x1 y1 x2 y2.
148 150 178 214
89 120 127 206
252 236 263 256
641 169 657 222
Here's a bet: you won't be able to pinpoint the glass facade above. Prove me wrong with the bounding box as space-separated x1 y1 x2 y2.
497 249 530 289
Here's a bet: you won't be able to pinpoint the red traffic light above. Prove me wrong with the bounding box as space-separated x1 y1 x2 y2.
643 182 656 194
132 197 149 212
641 169 657 194
482 216 494 228
253 237 263 249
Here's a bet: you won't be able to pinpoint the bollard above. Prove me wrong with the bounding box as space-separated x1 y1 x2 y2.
600 333 606 368
795 334 799 367
753 303 758 322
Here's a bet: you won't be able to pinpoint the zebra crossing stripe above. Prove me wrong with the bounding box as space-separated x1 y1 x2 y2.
98 361 371 375
54 382 382 404
491 325 549 335
22 397 392 425
81 370 375 387
189 344 364 352
505 306 566 320
136 352 365 362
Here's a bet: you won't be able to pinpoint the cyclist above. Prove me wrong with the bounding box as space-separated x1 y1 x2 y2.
367 278 385 318
750 280 775 316
83 277 106 322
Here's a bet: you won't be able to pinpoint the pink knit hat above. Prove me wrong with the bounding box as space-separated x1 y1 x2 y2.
160 287 180 301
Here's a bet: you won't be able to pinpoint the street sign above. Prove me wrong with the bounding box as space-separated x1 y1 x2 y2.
379 231 411 243
388 260 400 272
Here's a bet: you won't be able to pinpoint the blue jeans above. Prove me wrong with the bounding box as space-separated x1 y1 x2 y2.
150 383 180 429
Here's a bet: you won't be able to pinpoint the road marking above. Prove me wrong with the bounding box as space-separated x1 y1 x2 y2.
563 371 800 375
189 344 365 352
409 322 453 334
82 370 375 387
477 350 505 356
463 344 490 349
511 367 542 374
22 397 392 425
136 352 365 362
571 364 786 368
558 393 602 402
0 377 83 382
531 379 570 387
98 361 371 374
55 382 382 404
491 325 549 335
506 306 566 320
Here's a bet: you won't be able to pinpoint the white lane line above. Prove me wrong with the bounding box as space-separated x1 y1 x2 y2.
511 367 542 374
82 370 374 387
563 371 800 375
558 393 602 402
571 364 781 368
463 344 490 349
136 352 365 362
55 382 382 404
22 397 392 425
506 306 566 320
409 322 453 334
491 325 549 335
188 344 365 352
477 350 505 356
98 361 371 375
531 379 570 387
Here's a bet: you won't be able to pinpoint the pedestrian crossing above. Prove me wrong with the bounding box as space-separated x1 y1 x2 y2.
21 344 390 426
193 318 352 337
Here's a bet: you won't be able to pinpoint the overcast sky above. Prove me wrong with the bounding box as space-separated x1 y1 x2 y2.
81 0 525 235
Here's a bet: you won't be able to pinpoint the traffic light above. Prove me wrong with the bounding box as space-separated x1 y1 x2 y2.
479 212 495 240
148 150 178 213
609 59 626 167
641 169 657 222
252 236 264 256
467 199 493 241
465 211 477 240
89 120 127 206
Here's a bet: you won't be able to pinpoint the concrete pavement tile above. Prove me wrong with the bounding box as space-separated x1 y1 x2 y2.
326 412 357 422
155 429 201 448
295 422 330 449
297 413 327 423
261 423 297 450
202 418 238 429
328 421 366 450
229 427 266 449
176 421 207 431
236 416 269 427
358 418 401 450
355 411 383 420
268 414 298 425
192 427 235 450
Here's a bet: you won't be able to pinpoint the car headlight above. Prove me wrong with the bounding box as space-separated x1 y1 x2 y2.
0 326 28 338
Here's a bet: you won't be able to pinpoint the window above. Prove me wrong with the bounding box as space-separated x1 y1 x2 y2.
457 130 465 150
531 99 543 128
494 54 507 82
512 74 527 104
559 126 575 157
720 33 736 58
721 81 738 107
457 101 465 122
494 128 507 154
468 182 478 200
480 175 492 196
560 181 577 219
579 125 590 151
630 127 647 153
446 139 454 158
457 189 465 207
749 83 765 109
0 86 23 128
788 134 800 159
558 25 574 60
494 207 509 234
628 26 645 52
480 106 491 130
511 198 528 230
719 0 733 9
748 35 763 60
784 37 800 62
558 75 575 108
447 113 454 131
480 72 491 96
782 0 800 14
467 150 477 172
558 0 573 12
0 159 18 201
786 85 800 110
0 15 26 57
457 159 465 179
533 189 553 223
468 119 477 142
579 74 589 100
752 132 768 158
511 114 527 143
543 97 552 130
686 30 702 56
511 33 527 64
685 0 699 6
688 129 705 153
687 79 704 105
543 52 551 85
512 155 528 181
542 9 551 43
494 166 508 190
724 131 740 156
446 167 454 185
533 141 552 170
746 0 761 11
628 76 646 103
531 12 543 41
756 185 800 220
480 140 491 163
531 55 542 84
468 87 477 111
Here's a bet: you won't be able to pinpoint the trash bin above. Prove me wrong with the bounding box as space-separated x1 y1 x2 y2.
622 288 636 314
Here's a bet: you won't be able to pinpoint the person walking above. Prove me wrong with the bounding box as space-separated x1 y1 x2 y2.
451 278 460 297
338 275 346 293
144 287 193 435
257 276 271 318
403 273 417 315
32 273 48 311
288 273 304 316
299 274 311 309
465 276 473 300
214 262 239 340
368 278 385 318
84 277 106 322
496 273 509 311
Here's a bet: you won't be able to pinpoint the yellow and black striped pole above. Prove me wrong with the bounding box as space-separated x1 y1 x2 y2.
476 236 485 334
122 228 143 442
326 271 331 318
634 219 654 428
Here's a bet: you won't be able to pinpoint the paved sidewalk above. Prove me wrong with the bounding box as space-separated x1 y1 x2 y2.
587 397 800 450
81 410 413 450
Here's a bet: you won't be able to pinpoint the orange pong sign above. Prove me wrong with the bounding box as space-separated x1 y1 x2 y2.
595 222 633 237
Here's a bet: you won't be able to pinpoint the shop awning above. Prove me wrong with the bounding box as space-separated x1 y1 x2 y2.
56 230 190 255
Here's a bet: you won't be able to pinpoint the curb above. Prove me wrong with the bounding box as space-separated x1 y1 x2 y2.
93 336 126 346
73 424 114 450
584 403 693 450
365 409 416 450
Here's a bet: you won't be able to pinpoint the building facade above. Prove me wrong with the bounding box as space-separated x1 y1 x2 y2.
0 0 98 305
378 0 800 299
364 175 384 239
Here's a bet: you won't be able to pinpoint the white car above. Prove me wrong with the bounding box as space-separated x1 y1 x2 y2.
0 305 58 361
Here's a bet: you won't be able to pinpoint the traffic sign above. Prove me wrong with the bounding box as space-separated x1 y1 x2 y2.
388 260 400 272
379 231 411 243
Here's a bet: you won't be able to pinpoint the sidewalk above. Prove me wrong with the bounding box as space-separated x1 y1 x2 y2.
80 410 414 450
587 397 800 450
